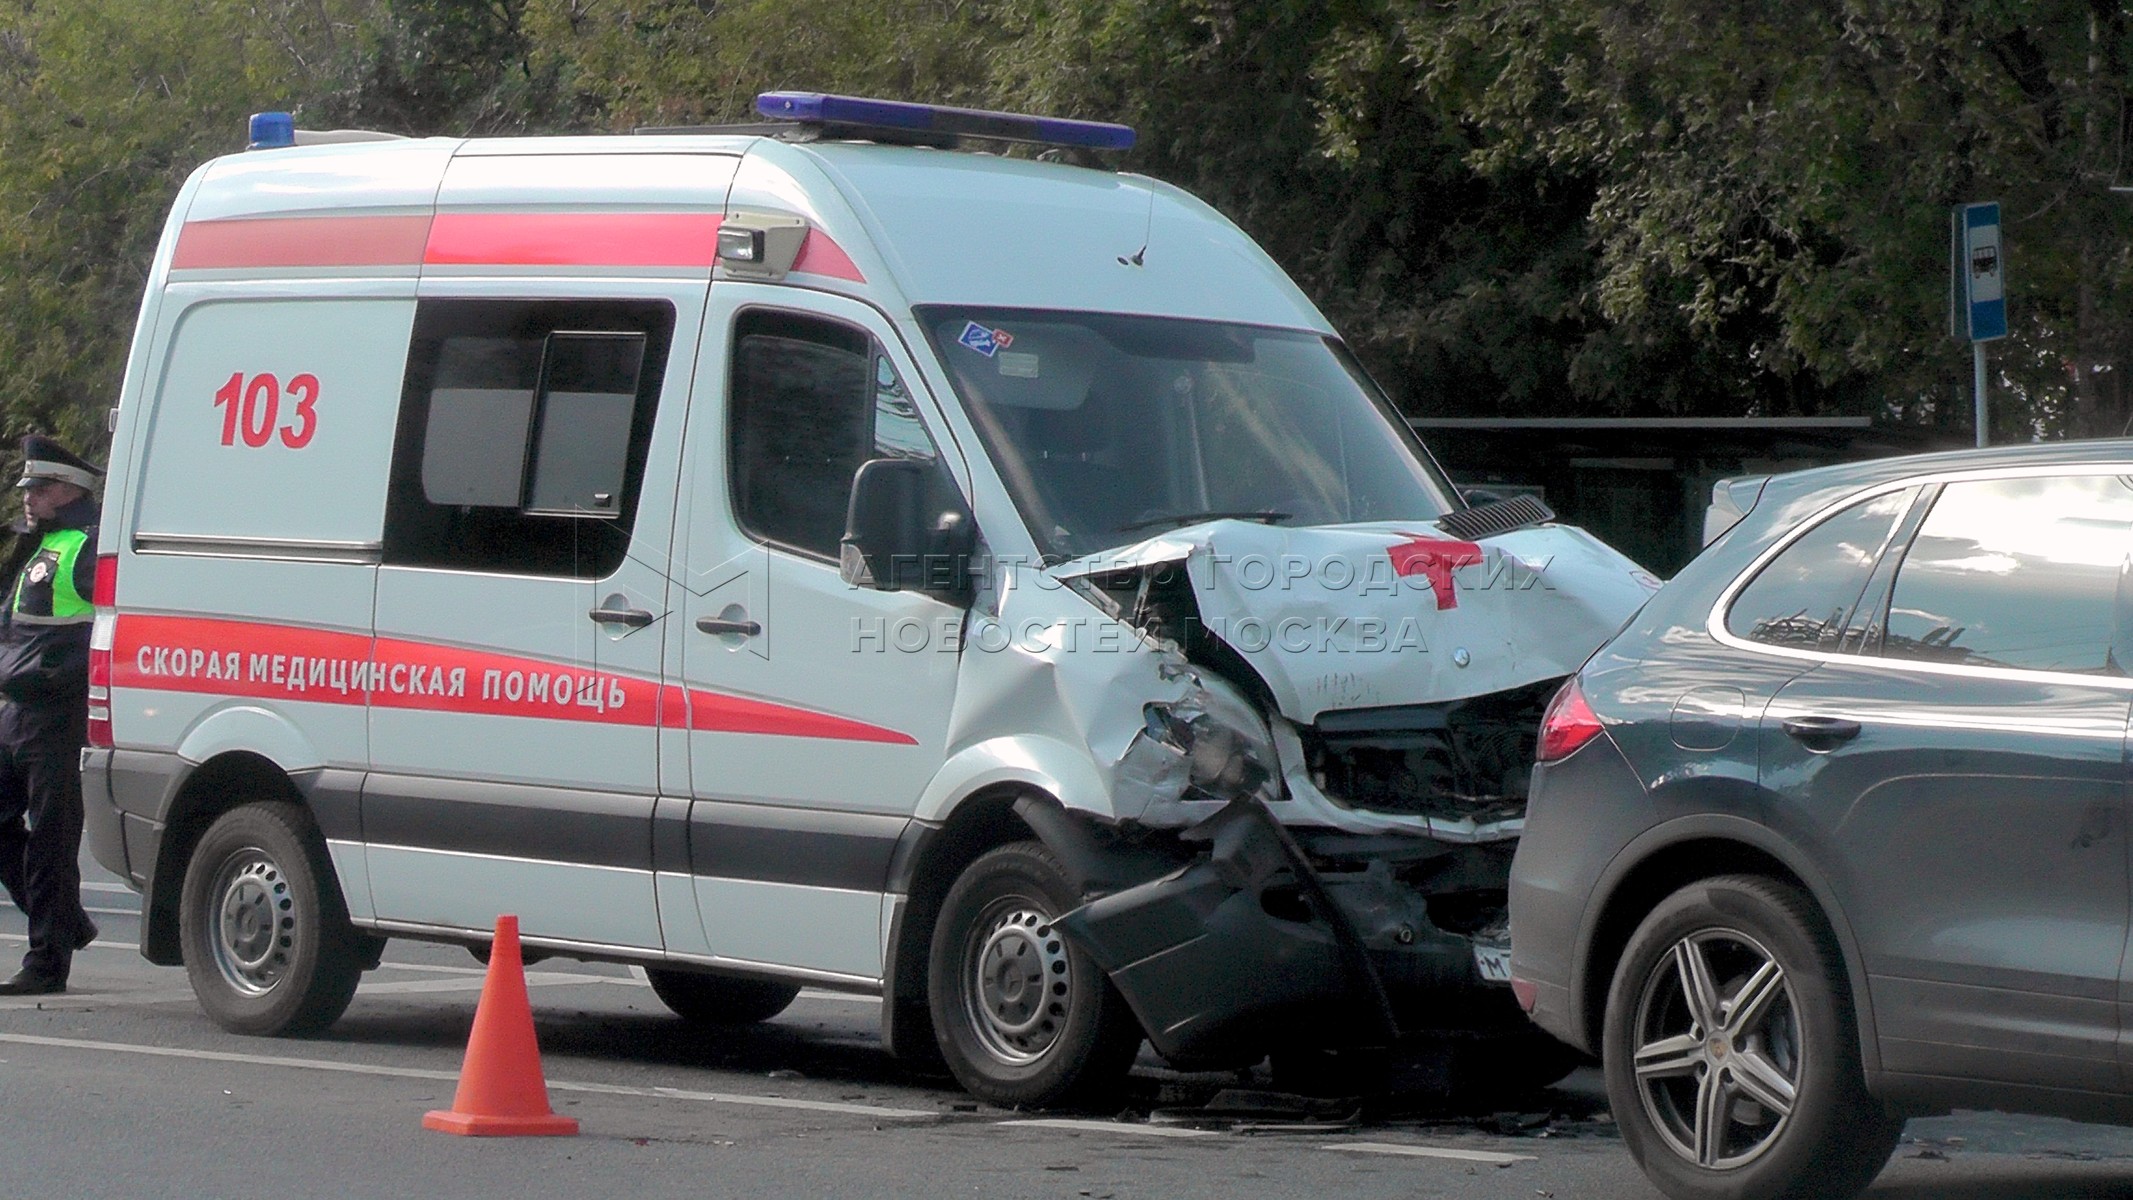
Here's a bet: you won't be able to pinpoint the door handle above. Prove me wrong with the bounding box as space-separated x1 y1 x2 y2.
697 616 762 637
588 607 655 628
1780 714 1861 747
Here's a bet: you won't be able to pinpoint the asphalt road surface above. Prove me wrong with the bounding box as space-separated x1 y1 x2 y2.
2 852 2131 1199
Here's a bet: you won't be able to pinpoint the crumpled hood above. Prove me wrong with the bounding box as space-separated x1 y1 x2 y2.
1052 519 1657 724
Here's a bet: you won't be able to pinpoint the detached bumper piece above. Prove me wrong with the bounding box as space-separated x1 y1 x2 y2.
1056 799 1487 1068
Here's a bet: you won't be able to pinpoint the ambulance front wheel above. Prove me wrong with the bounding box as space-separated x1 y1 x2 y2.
179 801 365 1037
927 841 1143 1108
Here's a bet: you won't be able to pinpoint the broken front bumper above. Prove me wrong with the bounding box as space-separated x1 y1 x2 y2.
1038 797 1514 1069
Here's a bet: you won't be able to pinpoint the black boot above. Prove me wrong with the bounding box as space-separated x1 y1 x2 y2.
0 968 64 995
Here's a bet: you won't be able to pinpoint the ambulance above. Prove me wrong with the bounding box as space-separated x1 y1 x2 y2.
82 94 1656 1107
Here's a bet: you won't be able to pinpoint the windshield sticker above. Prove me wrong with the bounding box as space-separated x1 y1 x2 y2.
998 351 1040 379
957 321 1015 357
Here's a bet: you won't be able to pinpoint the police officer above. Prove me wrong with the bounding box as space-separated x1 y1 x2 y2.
0 435 101 994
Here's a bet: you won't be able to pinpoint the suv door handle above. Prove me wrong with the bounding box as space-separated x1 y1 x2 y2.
588 607 655 628
1781 715 1861 747
696 617 762 637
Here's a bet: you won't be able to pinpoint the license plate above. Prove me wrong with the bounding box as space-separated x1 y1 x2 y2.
1473 942 1513 983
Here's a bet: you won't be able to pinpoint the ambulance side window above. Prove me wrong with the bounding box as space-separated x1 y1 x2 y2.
729 309 940 560
383 299 674 577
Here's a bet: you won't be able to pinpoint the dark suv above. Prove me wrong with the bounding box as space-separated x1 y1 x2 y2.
1510 440 2133 1200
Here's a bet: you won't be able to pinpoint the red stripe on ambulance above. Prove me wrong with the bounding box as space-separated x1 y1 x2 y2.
423 212 724 268
790 230 866 282
168 211 866 279
684 690 916 745
170 215 436 270
111 613 911 743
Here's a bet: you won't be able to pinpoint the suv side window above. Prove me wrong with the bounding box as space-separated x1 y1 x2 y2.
729 309 942 559
1881 474 2133 674
1726 489 1911 651
383 299 673 577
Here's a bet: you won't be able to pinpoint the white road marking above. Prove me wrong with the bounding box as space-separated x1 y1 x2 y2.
999 1118 1219 1139
356 973 621 995
0 932 137 952
1325 1142 1536 1164
0 1032 939 1120
0 988 201 1010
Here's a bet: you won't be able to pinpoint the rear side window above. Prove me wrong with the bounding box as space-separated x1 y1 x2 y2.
1881 474 2133 675
1726 490 1910 651
383 300 673 577
728 309 942 560
135 298 412 548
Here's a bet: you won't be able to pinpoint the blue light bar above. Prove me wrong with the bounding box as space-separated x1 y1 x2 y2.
756 92 1135 151
247 111 296 151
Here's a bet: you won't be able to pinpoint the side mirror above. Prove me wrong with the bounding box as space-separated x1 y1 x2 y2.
840 458 977 605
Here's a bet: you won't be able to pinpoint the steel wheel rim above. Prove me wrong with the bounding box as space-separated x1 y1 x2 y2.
962 894 1072 1067
208 848 298 998
1631 926 1802 1171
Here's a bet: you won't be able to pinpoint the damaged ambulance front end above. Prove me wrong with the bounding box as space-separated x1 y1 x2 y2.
917 307 1659 1078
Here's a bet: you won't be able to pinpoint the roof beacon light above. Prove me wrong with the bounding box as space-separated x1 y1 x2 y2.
247 111 297 151
756 92 1135 151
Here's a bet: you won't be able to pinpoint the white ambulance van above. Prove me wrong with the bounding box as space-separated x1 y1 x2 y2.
84 94 1655 1106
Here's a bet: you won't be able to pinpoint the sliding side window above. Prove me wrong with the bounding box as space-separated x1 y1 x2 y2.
383 300 674 577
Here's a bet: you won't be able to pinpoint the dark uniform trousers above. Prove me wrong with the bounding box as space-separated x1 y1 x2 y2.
0 702 90 976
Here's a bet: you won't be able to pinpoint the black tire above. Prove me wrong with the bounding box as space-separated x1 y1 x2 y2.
1603 875 1904 1200
644 968 800 1024
928 841 1143 1108
178 802 364 1037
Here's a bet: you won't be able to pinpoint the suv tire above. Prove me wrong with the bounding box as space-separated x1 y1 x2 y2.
1603 874 1903 1200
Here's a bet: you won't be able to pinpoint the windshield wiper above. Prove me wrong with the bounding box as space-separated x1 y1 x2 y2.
1115 509 1292 534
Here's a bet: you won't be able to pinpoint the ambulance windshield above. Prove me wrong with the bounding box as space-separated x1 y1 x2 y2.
921 308 1459 559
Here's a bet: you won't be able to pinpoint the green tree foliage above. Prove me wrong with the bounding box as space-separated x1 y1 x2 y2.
1 0 2130 458
519 0 1001 130
1402 0 2133 434
324 0 563 134
0 0 377 451
988 0 1639 416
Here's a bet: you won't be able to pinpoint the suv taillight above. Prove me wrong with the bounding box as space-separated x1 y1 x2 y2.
87 554 114 749
1536 677 1603 763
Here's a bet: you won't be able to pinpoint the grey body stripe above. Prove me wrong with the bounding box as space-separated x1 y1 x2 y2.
686 799 908 892
362 774 653 871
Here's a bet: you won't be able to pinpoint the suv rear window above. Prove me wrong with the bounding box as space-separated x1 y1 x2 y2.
1726 490 1910 651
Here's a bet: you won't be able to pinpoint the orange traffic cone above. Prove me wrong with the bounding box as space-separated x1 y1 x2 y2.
423 914 580 1137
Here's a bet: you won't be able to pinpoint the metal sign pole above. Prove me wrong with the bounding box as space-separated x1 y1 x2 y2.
1973 342 1988 448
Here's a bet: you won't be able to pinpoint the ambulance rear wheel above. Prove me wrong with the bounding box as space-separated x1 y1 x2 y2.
179 802 364 1037
644 968 800 1024
928 841 1143 1109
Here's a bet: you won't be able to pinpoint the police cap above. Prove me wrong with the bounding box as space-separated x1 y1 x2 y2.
15 434 102 490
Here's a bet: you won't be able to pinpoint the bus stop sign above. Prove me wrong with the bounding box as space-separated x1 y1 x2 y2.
1958 202 2006 342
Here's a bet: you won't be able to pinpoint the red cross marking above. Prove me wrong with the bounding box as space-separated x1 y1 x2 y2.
1387 536 1484 610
